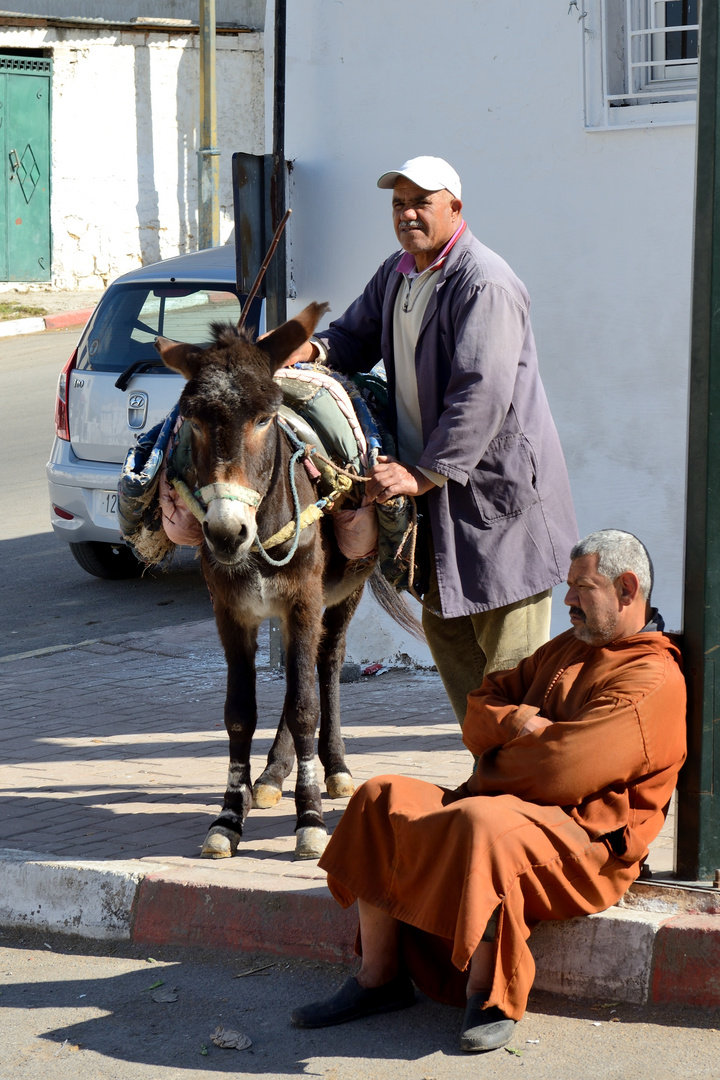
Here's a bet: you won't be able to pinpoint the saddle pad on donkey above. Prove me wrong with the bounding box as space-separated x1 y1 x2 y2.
274 365 367 473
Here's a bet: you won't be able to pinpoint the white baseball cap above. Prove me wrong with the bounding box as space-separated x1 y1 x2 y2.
377 156 462 200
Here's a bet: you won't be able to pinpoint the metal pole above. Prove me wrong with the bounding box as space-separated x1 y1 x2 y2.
198 0 219 249
272 0 286 242
678 0 720 881
265 0 287 331
267 0 288 671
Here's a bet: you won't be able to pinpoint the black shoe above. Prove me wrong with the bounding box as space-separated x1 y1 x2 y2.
291 973 416 1028
460 994 516 1052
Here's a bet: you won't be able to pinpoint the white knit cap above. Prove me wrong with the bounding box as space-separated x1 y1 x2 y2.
377 156 462 199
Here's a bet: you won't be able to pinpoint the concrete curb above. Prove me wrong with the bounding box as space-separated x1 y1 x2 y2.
0 848 168 940
132 864 357 963
651 914 720 1006
2 847 719 1008
43 308 95 331
0 315 46 337
0 307 93 337
531 906 667 1005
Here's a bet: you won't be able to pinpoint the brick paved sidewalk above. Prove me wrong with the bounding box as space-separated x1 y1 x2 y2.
0 616 674 878
7 617 718 1013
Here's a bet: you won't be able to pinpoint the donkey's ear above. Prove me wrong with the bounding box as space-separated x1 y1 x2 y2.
256 301 330 372
155 337 204 379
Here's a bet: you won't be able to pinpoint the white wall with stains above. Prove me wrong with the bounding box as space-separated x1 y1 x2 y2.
6 2 265 28
1 3 696 665
281 0 696 658
0 22 264 288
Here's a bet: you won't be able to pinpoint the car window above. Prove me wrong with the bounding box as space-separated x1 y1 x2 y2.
75 284 242 372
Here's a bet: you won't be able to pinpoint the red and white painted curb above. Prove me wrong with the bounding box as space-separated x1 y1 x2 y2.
0 307 93 338
2 848 718 1009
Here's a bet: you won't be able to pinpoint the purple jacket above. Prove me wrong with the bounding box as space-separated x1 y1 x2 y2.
317 227 578 617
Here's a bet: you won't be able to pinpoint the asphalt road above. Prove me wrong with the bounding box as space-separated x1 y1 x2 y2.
1 927 718 1080
0 328 212 660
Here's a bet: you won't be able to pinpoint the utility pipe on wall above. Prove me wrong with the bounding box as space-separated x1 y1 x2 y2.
198 0 219 249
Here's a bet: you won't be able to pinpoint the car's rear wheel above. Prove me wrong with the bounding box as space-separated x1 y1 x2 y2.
69 541 145 580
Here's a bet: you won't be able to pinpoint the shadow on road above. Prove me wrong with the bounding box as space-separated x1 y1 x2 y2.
1 531 210 658
1 931 718 1079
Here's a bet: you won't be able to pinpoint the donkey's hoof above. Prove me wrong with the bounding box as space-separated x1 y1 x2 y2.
294 826 329 860
252 782 283 809
325 772 355 799
200 826 239 859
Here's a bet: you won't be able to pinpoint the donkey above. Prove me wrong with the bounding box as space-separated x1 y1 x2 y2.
155 302 383 861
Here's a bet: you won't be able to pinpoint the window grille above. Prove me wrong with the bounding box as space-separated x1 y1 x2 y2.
0 56 52 75
584 0 698 129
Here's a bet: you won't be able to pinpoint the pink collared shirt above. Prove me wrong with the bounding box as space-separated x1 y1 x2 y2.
395 220 467 278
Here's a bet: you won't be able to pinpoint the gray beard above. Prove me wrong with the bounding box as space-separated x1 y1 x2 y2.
573 615 619 646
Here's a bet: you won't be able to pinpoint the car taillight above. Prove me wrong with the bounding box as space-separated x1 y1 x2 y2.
54 349 77 441
52 505 75 520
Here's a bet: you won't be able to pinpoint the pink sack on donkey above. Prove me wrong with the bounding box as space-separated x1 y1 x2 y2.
332 502 378 560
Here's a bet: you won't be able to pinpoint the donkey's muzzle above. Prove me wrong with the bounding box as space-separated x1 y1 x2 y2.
203 519 252 561
198 481 261 563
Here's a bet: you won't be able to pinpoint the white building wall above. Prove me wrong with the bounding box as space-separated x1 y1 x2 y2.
281 0 695 659
6 1 265 27
0 24 264 287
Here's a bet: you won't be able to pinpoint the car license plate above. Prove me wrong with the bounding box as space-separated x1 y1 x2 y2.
95 489 118 524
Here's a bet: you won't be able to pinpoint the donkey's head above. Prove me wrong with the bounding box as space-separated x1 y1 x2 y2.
155 301 329 566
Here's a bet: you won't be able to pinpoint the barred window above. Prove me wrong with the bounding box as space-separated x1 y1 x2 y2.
584 0 698 129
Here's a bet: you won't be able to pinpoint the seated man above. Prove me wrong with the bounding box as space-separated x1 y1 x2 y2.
291 529 687 1052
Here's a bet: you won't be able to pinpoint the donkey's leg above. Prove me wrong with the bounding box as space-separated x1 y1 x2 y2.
201 615 259 859
317 584 365 800
282 601 327 860
252 706 295 808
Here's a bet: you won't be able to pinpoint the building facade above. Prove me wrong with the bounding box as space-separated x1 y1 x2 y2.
0 4 263 288
4 1 698 659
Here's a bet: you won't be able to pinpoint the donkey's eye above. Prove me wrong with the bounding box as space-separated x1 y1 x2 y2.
256 415 274 430
189 420 202 435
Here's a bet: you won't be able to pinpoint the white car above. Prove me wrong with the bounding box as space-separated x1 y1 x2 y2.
47 244 262 578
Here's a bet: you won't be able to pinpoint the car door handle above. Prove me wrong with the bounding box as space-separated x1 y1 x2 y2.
9 148 19 175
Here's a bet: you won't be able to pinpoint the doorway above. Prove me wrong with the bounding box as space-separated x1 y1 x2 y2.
0 54 51 282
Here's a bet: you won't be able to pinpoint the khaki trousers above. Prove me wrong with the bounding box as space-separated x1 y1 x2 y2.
421 562 552 727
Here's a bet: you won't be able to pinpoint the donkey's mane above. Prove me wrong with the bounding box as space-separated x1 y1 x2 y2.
209 321 256 348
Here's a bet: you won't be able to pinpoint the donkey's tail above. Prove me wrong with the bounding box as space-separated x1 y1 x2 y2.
368 565 426 642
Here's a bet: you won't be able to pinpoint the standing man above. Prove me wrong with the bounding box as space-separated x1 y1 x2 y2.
291 156 578 724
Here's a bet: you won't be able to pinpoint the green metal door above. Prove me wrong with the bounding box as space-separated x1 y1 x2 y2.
0 55 51 282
